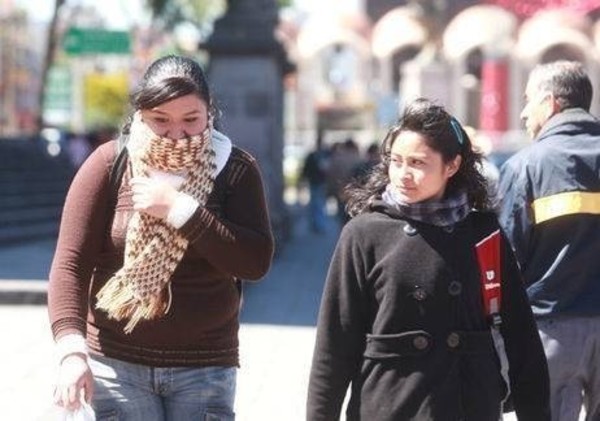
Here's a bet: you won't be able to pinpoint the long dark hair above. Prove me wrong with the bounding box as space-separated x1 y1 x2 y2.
122 55 214 134
346 98 490 217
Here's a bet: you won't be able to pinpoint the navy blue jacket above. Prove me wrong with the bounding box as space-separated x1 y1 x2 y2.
498 108 600 318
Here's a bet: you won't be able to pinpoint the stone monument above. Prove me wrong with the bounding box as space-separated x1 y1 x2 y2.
202 0 293 251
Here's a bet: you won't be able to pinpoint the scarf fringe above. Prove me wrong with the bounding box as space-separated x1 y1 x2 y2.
96 275 169 334
96 227 184 334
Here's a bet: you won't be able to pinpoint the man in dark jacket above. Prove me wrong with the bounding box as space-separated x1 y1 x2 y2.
498 60 600 421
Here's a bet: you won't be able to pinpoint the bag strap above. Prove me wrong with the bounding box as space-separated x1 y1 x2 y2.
472 212 512 408
105 137 129 234
110 139 129 194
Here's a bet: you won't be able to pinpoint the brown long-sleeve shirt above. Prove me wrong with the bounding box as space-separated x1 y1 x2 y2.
48 141 274 367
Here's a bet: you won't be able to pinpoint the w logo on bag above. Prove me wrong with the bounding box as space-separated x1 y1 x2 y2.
476 230 502 319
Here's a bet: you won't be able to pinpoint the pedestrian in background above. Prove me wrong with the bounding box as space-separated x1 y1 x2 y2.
327 137 361 226
65 131 92 169
301 132 330 233
498 60 600 421
307 98 550 420
48 55 274 420
350 142 381 183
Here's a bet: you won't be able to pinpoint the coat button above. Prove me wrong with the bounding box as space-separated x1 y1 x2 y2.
443 225 455 233
413 335 429 350
447 332 461 348
448 281 462 296
403 224 418 236
412 287 427 301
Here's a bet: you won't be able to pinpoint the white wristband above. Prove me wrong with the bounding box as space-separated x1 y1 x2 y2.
167 192 200 228
55 334 88 364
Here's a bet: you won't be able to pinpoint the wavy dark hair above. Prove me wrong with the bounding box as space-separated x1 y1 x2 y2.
346 98 490 217
122 55 215 134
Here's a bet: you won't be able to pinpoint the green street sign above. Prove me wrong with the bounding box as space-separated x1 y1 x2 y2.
63 27 131 55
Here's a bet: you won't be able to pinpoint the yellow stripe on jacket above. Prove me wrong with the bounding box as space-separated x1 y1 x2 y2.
532 191 600 224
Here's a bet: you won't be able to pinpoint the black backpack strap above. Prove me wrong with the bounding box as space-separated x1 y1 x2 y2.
105 137 129 234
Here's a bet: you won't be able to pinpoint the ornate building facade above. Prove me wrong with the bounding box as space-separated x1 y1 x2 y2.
283 0 600 151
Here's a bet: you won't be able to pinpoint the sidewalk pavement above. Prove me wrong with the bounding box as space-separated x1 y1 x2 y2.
0 209 571 420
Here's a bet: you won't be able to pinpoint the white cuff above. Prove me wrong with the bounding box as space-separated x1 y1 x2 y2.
55 333 88 363
166 192 200 228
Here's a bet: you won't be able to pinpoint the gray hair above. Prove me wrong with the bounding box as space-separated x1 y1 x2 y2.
529 61 593 112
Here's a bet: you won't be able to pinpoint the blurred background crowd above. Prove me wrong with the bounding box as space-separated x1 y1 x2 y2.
2 0 600 246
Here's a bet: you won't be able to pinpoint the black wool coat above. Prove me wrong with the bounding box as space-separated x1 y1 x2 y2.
307 203 550 421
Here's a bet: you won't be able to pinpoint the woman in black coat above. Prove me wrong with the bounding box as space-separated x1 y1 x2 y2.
307 98 550 421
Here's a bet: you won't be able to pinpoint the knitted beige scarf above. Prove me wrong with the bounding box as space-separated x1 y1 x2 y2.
96 115 216 333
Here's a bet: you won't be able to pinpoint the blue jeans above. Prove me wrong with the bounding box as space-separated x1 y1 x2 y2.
308 184 327 232
538 316 600 421
89 354 236 420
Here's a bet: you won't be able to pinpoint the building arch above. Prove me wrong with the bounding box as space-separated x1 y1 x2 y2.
296 13 371 60
517 22 593 64
371 7 428 94
443 5 516 61
442 5 517 129
371 6 427 59
295 13 372 133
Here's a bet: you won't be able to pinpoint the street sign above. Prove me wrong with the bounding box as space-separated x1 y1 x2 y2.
63 27 131 55
43 66 72 126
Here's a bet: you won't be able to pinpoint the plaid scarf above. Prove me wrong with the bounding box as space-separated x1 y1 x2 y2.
96 114 216 333
382 184 471 227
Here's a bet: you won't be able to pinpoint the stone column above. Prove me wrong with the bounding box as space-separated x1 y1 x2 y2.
479 42 512 146
202 0 293 251
401 58 452 109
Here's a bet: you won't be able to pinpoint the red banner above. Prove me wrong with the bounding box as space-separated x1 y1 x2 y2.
479 59 509 133
486 0 600 18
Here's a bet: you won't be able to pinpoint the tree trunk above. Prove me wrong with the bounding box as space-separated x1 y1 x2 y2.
36 0 66 131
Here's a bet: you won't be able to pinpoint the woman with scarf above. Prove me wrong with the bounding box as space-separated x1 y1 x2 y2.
307 98 550 420
49 55 274 420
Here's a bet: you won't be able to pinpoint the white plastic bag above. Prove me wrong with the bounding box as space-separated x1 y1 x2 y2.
54 402 96 421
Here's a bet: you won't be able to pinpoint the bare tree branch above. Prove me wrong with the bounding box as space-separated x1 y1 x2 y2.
36 0 66 131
